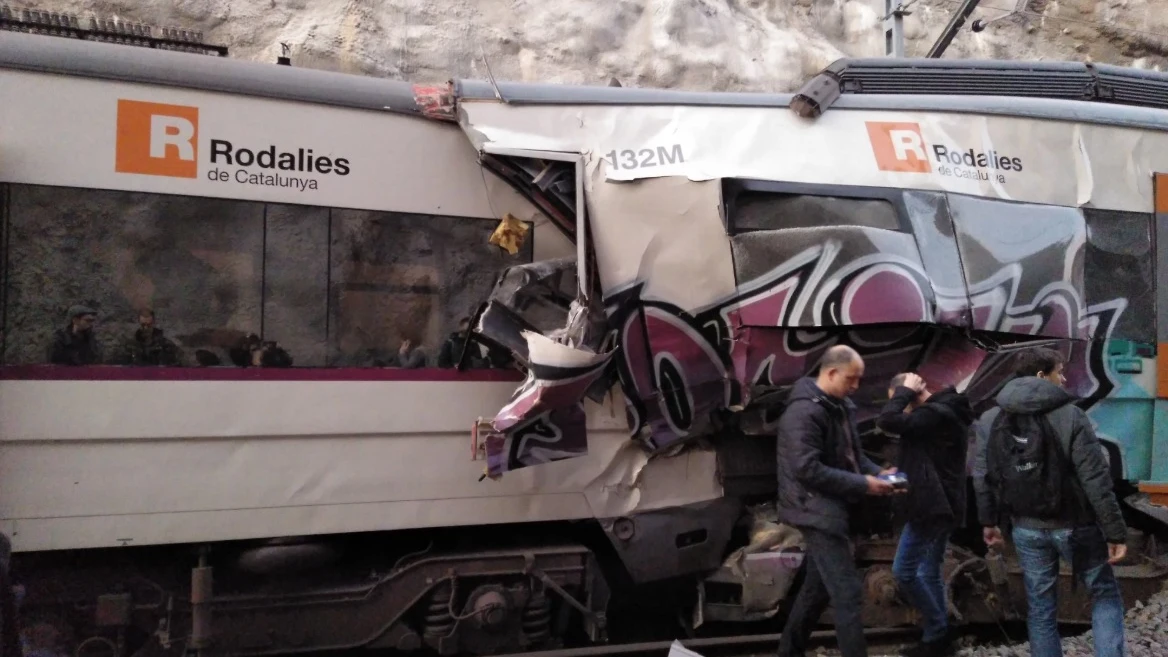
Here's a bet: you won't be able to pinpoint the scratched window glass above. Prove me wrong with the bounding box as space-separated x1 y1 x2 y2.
1082 209 1154 346
2 183 264 366
947 193 1087 339
327 210 533 367
729 192 900 233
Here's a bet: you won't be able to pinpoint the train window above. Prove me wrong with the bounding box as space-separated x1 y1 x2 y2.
327 210 533 368
728 191 900 233
3 184 264 367
946 195 1088 321
263 204 330 366
0 183 534 368
1083 209 1155 346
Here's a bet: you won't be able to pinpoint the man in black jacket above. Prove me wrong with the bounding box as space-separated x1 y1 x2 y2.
438 318 487 369
777 345 899 657
877 373 975 657
974 347 1127 657
49 305 101 365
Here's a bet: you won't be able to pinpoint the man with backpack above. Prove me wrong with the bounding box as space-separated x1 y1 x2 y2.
974 347 1128 657
876 372 975 657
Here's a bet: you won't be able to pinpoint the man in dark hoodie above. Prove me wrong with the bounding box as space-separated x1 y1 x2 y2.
877 372 975 657
973 347 1127 657
777 345 899 657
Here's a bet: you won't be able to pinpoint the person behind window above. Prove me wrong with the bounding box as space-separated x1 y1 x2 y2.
437 317 487 369
123 308 181 366
387 336 427 369
228 333 293 368
48 305 101 366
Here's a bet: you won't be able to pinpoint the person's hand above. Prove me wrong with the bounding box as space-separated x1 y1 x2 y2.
1108 543 1127 564
983 526 1004 548
879 467 898 476
865 475 895 496
902 373 926 392
400 339 412 354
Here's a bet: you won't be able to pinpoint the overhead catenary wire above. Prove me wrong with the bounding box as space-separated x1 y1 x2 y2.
927 0 1168 45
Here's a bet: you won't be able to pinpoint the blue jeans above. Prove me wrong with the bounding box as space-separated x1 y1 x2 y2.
1011 525 1126 657
892 521 951 642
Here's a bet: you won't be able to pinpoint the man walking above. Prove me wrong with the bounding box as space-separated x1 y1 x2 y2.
975 347 1128 657
777 345 899 657
877 373 975 657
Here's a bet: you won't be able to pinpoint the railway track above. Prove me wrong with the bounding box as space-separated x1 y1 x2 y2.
496 628 920 657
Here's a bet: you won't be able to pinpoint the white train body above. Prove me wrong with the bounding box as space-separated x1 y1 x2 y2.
0 33 721 555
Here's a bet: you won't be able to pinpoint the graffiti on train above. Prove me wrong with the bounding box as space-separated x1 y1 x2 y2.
485 240 1128 475
604 241 1127 452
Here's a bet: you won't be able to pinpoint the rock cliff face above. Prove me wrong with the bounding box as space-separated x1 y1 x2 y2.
14 0 1168 91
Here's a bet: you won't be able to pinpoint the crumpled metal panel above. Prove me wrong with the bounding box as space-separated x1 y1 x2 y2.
481 333 613 477
474 258 583 365
475 259 613 477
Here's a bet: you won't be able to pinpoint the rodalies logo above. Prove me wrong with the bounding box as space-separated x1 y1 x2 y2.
113 98 350 191
115 99 199 179
865 121 1023 184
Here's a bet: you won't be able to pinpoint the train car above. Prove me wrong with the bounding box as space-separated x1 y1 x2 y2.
447 57 1168 629
1 24 1168 657
0 28 731 657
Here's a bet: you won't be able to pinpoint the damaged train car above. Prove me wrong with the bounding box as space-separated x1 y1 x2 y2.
435 60 1168 626
2 25 1168 657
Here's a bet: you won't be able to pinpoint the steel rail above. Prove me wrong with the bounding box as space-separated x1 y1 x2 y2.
496 627 920 657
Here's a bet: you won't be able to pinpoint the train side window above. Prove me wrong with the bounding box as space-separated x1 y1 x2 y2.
1082 208 1155 346
730 192 900 233
1 183 534 369
721 180 904 234
3 184 266 367
327 210 534 368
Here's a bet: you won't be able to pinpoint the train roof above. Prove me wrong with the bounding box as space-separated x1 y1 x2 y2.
3 29 1168 131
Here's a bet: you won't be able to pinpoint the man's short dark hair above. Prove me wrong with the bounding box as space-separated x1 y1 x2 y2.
818 345 859 373
889 372 909 389
1013 347 1065 377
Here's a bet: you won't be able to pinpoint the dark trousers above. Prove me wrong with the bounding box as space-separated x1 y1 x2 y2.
778 528 867 657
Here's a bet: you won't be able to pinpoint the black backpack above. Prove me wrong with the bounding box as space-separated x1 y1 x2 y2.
985 409 1067 521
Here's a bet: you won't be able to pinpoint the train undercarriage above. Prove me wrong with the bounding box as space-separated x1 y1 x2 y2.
10 437 1168 657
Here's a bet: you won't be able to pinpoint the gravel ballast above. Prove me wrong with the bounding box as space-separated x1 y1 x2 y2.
953 585 1168 657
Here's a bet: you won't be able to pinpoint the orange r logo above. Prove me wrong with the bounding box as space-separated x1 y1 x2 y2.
115 99 199 178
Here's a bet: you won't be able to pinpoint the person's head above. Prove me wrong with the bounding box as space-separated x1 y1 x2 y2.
138 308 155 329
816 345 864 398
1013 347 1067 387
457 317 470 335
68 305 96 333
888 372 929 409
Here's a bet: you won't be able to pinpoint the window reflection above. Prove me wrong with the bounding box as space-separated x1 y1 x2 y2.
1 184 533 371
